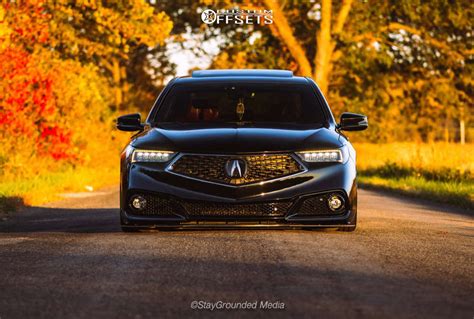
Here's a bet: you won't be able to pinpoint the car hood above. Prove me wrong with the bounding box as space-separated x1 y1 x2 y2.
131 123 344 153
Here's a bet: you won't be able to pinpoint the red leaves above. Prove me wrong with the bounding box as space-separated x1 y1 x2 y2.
39 125 74 160
0 1 76 164
0 47 75 162
4 1 50 48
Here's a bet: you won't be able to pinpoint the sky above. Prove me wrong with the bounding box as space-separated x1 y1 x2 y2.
166 31 226 77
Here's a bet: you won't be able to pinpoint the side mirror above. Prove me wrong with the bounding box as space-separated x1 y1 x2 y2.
116 113 144 131
339 112 368 131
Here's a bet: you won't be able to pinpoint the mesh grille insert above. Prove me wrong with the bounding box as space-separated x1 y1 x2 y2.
169 154 303 185
297 193 346 216
128 194 179 217
182 201 292 218
128 194 292 218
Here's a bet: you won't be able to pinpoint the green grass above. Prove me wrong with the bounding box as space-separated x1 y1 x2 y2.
0 165 118 214
359 174 474 210
354 143 473 210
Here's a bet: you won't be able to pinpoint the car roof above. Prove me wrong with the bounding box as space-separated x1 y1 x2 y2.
191 69 293 78
175 69 309 85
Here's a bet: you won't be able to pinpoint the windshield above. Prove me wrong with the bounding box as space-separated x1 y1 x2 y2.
153 82 326 125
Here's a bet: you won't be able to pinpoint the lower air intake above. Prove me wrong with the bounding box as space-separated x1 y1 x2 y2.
182 201 292 218
296 192 346 216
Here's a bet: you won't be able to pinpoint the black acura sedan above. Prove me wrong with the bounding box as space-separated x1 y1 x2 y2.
117 69 367 232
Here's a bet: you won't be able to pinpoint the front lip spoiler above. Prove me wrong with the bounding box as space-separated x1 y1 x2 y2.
122 223 355 230
121 209 353 228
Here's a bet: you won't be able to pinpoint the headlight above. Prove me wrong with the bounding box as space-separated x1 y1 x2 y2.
296 150 343 163
131 150 175 163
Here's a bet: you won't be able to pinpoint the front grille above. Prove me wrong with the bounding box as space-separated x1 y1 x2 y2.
296 193 345 216
169 154 304 185
182 201 292 218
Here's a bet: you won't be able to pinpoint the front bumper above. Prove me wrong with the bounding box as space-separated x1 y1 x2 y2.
120 156 358 228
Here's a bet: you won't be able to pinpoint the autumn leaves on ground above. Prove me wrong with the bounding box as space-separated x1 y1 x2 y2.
0 1 472 212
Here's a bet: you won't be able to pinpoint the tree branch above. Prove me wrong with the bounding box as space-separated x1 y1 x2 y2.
262 0 313 76
314 0 332 92
333 0 353 34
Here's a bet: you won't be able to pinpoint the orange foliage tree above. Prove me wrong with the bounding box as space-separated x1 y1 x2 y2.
0 1 172 178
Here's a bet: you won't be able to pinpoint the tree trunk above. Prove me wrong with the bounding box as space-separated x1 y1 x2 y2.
261 0 353 95
314 0 353 95
444 122 449 143
314 0 332 95
460 120 465 144
262 0 313 76
112 58 123 107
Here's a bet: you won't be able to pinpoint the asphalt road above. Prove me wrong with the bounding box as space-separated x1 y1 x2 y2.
0 188 472 319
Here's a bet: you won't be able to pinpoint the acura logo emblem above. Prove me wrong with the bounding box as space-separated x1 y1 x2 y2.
225 159 247 178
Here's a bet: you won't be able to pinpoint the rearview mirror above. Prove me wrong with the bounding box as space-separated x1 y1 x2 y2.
339 112 368 131
116 113 144 132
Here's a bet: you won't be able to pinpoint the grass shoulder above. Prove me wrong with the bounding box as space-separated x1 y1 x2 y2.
359 175 473 210
0 166 118 216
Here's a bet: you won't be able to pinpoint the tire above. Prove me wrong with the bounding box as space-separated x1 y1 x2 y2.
338 187 357 232
338 225 356 232
338 210 357 232
120 214 141 232
121 226 140 232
